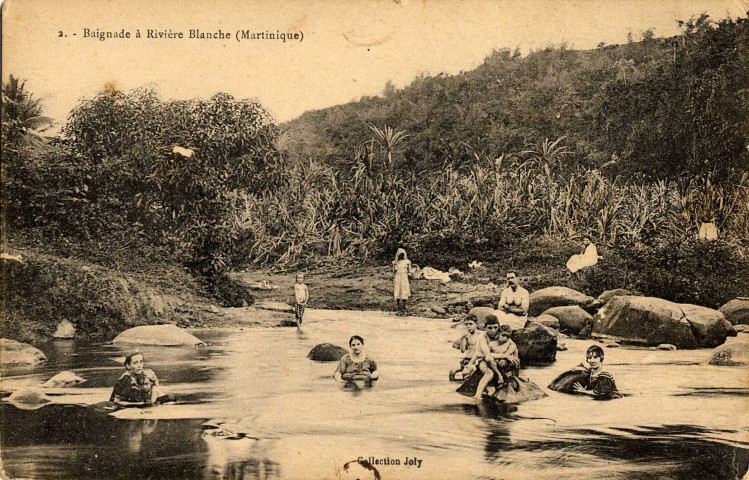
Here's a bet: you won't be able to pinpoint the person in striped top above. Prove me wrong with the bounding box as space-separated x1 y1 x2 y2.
572 345 620 400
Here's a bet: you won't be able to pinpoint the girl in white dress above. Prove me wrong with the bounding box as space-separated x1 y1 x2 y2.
392 248 414 314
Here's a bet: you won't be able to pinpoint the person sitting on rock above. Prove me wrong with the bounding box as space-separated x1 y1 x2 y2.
469 316 520 399
496 271 529 330
450 315 482 381
334 335 379 384
110 353 175 406
564 345 620 400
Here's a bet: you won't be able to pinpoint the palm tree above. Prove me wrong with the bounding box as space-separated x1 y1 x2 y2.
367 123 409 177
2 75 54 149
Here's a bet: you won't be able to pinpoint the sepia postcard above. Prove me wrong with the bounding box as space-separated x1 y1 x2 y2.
2 0 748 479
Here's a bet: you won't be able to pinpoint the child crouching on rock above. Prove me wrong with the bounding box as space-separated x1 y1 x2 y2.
110 353 175 406
450 315 481 381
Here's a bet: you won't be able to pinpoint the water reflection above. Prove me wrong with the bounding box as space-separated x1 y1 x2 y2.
1 314 748 479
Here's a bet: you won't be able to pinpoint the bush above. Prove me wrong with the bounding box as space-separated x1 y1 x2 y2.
634 238 749 308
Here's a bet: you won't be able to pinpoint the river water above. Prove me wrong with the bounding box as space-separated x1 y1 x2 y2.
1 310 747 480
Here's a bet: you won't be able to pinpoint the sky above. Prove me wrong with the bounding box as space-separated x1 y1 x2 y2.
2 0 747 128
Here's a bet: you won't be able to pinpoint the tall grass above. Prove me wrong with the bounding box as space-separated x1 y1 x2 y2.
236 140 749 267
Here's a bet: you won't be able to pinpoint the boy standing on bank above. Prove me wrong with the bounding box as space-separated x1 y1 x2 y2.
294 272 309 329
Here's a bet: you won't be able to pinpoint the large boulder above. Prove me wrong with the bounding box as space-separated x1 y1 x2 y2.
53 319 76 339
468 307 526 330
597 289 633 305
679 304 731 348
0 339 47 365
112 324 205 346
469 307 497 329
541 306 592 335
511 322 557 365
709 340 749 366
307 343 347 362
719 298 749 325
592 296 697 349
533 314 560 330
252 301 295 313
42 371 87 388
528 287 600 316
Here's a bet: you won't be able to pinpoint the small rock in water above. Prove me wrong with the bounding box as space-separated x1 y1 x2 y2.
658 344 677 350
431 305 446 315
307 343 347 362
42 371 87 388
6 389 53 410
734 325 748 333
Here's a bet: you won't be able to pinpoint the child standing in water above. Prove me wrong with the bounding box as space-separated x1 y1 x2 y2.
294 273 309 329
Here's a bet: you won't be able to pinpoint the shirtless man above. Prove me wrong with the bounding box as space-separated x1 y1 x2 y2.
496 271 529 330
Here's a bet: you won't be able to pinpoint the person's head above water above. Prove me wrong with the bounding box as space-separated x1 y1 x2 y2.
586 345 605 368
349 335 365 355
124 352 145 374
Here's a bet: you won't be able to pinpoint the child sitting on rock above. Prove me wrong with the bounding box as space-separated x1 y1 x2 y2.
450 315 482 381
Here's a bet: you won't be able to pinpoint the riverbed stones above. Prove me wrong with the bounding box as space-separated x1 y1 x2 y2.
468 307 495 328
541 306 592 335
597 289 633 305
307 343 347 362
0 339 47 365
6 389 52 410
592 296 697 348
112 324 205 346
53 319 76 339
42 371 87 388
490 378 548 404
252 301 295 313
533 314 560 330
718 298 749 325
708 340 749 366
431 305 446 315
658 344 677 350
679 304 731 348
511 321 557 365
528 287 600 317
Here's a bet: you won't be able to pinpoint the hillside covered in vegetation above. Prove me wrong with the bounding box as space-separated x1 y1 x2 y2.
2 15 748 342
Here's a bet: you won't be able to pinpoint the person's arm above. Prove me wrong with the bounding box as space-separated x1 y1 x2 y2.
509 290 529 316
497 289 509 311
335 356 353 382
302 285 309 304
369 359 379 380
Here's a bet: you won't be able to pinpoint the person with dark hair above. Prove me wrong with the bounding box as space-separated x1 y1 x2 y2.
450 315 482 381
334 336 379 383
456 315 520 399
110 353 175 406
496 271 529 330
549 345 621 400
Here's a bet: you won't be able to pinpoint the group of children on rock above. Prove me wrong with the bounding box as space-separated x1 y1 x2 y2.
111 251 617 407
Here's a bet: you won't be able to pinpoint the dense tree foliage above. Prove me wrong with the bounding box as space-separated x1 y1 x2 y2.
4 86 286 276
284 15 748 180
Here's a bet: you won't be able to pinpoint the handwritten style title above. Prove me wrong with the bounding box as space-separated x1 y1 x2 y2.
76 28 304 43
